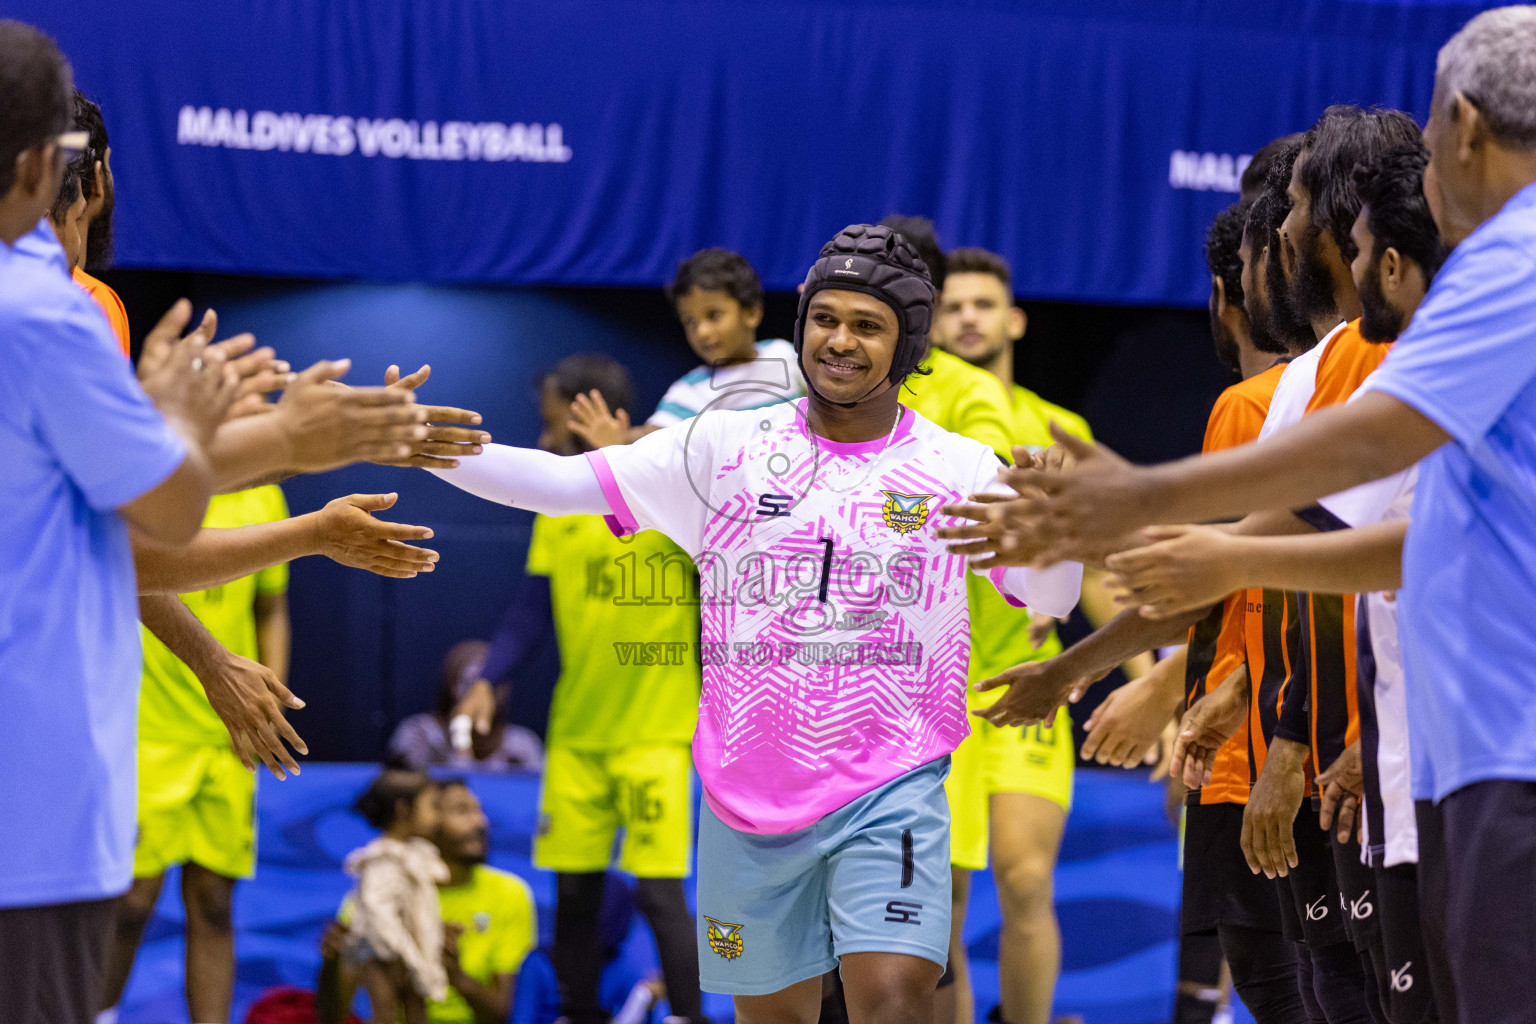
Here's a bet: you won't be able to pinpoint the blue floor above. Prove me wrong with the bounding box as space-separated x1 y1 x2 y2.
119 764 1228 1024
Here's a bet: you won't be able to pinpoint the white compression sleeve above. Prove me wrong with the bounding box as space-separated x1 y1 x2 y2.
995 562 1083 619
425 444 612 517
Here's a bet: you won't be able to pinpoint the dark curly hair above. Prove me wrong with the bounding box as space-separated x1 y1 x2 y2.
1298 106 1421 262
1205 201 1250 308
666 248 763 309
354 770 434 831
1353 142 1445 282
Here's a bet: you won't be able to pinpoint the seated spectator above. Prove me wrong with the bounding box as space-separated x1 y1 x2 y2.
387 641 543 773
341 771 450 1023
317 778 537 1024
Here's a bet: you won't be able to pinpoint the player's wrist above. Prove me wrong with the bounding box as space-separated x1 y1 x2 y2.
160 407 217 454
186 638 236 684
1221 534 1264 592
1268 737 1309 770
1134 464 1185 525
298 509 326 558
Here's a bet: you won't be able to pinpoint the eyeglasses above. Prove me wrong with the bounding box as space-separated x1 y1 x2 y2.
54 130 89 164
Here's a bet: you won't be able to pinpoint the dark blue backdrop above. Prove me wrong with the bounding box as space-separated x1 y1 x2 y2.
7 0 1499 306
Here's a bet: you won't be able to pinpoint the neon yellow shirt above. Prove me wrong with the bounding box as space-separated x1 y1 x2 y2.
435 865 537 1024
902 348 1016 459
967 386 1093 705
139 486 289 746
340 864 537 1024
527 514 701 749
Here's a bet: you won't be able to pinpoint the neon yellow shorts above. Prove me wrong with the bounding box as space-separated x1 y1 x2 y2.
946 705 1074 870
533 743 694 878
135 739 256 879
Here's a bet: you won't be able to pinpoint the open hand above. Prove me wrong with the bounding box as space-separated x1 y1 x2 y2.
1082 672 1177 768
569 388 631 449
1171 668 1249 789
973 655 1100 727
1240 739 1307 878
197 649 308 780
272 360 429 472
374 364 490 468
1318 741 1364 844
313 493 439 578
1105 525 1245 619
955 426 1154 568
137 300 240 445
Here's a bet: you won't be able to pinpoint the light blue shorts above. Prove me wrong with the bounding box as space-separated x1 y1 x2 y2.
695 757 952 996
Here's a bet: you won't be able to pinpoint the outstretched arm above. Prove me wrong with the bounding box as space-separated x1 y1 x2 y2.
134 493 439 593
972 604 1206 727
999 396 1442 566
425 444 613 516
1105 520 1408 620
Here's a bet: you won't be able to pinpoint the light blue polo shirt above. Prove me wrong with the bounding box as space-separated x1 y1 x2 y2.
1363 180 1536 803
0 220 187 907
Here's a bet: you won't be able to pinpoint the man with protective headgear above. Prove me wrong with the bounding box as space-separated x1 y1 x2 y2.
416 223 1085 1024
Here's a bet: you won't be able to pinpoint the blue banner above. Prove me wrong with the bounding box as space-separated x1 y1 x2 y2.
9 0 1496 305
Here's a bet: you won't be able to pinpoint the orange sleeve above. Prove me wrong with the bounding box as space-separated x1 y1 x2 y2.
72 267 131 357
1308 321 1390 413
1202 384 1270 454
1208 593 1246 693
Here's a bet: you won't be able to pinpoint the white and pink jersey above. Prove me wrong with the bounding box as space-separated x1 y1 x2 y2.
585 399 1081 834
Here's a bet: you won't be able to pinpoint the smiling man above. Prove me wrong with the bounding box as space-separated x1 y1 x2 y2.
422 223 1083 1024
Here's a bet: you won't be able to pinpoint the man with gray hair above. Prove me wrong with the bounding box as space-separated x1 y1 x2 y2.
938 8 1536 1022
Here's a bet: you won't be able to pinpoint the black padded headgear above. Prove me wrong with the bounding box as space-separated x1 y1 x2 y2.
794 224 936 403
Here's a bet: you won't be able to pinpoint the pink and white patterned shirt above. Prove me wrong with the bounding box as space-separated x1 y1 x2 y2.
586 400 1081 833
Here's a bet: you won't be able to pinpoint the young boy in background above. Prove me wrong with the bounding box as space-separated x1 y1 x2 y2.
569 248 805 446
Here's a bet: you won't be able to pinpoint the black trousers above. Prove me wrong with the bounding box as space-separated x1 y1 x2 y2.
0 897 116 1024
1420 781 1536 1024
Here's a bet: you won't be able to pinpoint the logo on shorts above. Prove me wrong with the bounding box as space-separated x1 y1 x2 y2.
704 917 745 960
881 492 934 535
1306 895 1329 921
1350 890 1375 921
1391 961 1414 992
537 813 552 837
884 900 923 925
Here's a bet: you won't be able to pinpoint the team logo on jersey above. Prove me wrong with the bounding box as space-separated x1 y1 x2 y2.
704 917 745 960
881 491 934 535
473 912 491 933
